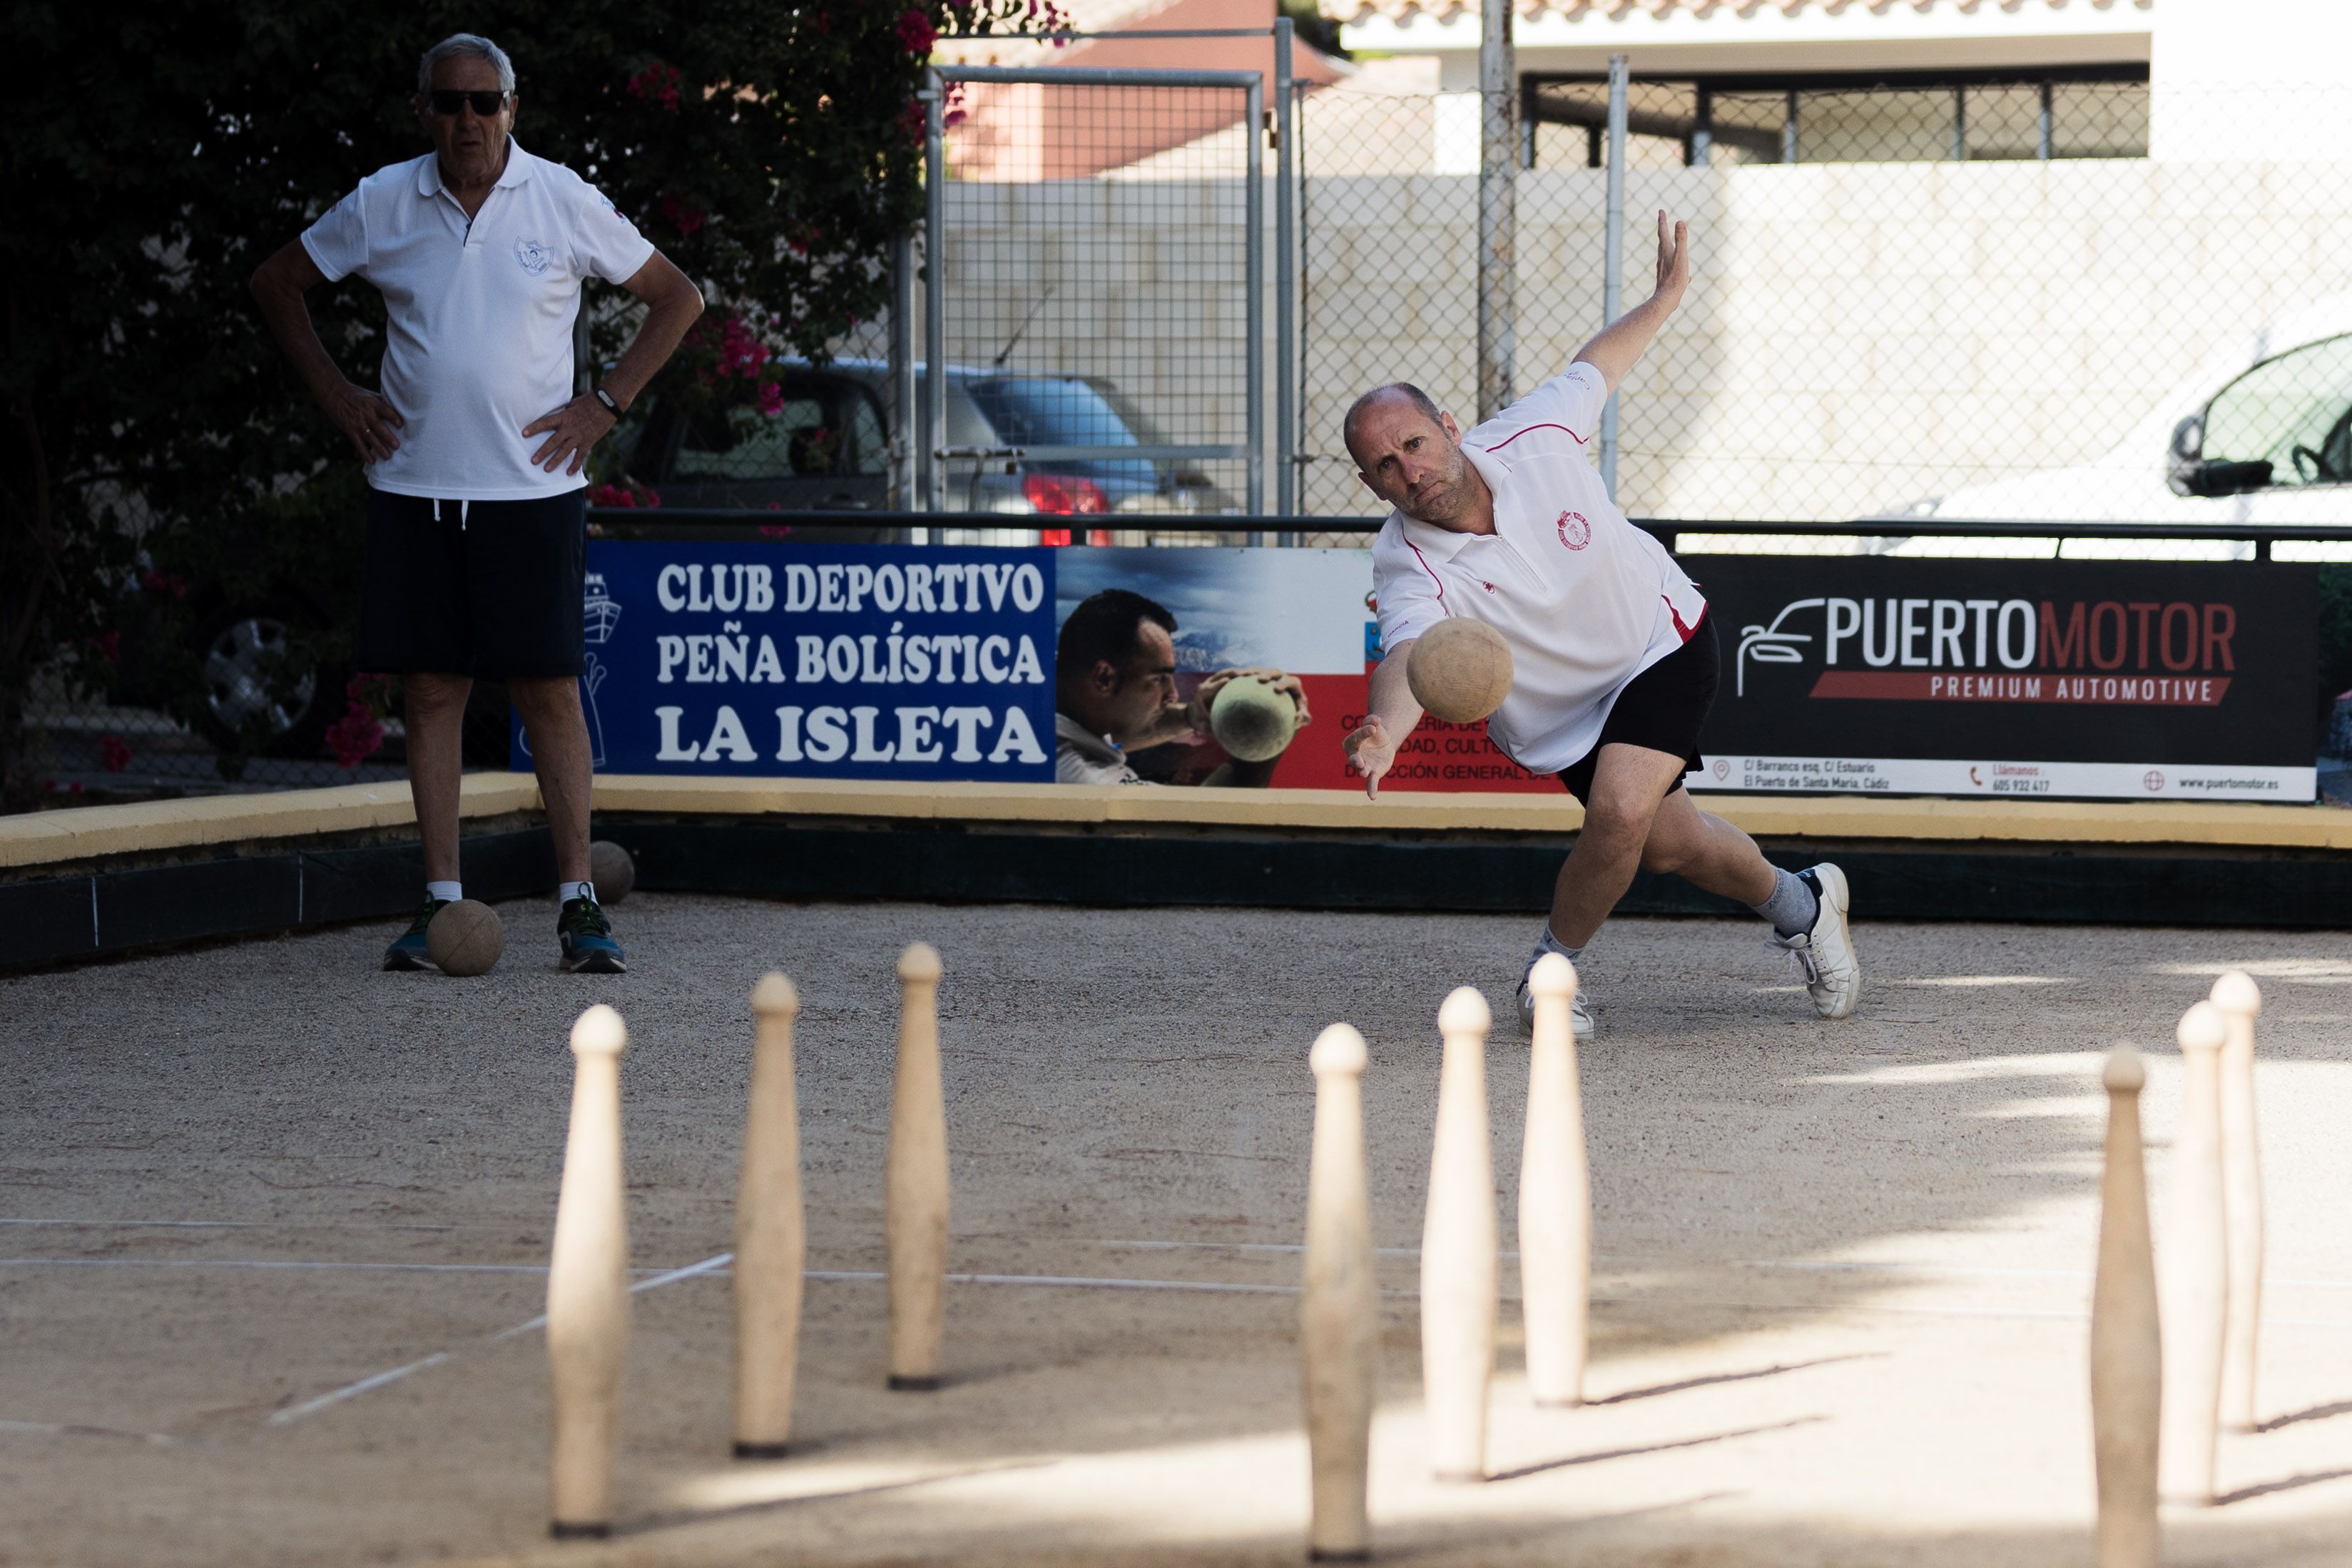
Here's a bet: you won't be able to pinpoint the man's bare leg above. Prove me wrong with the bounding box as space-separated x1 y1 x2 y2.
508 676 594 886
405 673 473 885
1635 785 1777 907
1547 743 1697 947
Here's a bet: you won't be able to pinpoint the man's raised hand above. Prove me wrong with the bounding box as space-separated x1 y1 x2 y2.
1654 210 1690 305
1343 714 1398 800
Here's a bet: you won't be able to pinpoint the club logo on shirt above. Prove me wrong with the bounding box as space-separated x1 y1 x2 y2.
514 239 553 277
1556 510 1591 551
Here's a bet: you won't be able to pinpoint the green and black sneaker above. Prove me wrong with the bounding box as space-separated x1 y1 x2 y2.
558 894 626 974
382 897 452 972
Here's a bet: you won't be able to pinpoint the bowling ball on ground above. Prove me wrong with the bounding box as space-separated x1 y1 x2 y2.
588 840 636 903
427 899 504 977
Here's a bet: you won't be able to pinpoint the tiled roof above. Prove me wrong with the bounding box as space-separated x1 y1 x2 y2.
1323 0 2150 24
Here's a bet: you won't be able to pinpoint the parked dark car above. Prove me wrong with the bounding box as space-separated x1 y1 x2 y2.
619 357 1235 518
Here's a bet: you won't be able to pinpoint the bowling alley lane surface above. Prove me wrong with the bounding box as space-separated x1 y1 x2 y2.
4 895 2349 1565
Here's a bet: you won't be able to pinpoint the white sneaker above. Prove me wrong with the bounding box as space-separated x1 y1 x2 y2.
1515 970 1596 1039
1767 862 1860 1019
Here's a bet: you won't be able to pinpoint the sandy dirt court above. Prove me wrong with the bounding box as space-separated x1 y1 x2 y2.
4 892 2351 1566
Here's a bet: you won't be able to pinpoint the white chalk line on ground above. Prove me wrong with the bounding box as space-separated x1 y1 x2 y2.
11 1243 2352 1437
264 1252 732 1427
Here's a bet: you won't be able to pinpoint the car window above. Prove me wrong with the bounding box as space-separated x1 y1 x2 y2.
967 377 1141 449
843 387 889 475
2204 334 2352 487
672 394 825 480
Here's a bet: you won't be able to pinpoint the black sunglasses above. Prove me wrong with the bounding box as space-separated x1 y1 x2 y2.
427 89 510 116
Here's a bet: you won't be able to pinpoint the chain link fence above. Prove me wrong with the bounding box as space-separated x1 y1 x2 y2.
1296 71 2352 570
925 62 1264 541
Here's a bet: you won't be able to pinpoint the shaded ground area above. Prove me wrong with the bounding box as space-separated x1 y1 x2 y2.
3 895 2350 1564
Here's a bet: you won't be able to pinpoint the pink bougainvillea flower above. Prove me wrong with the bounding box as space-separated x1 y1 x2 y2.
756 382 785 417
91 631 120 663
658 195 706 236
99 735 132 773
896 7 938 55
325 703 386 770
626 61 683 111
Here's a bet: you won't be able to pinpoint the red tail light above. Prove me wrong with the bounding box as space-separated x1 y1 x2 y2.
1022 472 1109 516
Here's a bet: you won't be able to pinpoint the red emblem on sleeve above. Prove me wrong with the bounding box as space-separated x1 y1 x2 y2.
1557 510 1591 551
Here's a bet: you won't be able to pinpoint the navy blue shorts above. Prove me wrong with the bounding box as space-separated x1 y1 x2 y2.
354 487 586 678
1555 612 1717 805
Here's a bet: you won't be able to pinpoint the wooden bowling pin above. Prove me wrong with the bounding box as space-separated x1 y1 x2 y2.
2092 1046 2162 1568
733 973 806 1458
1421 987 1497 1483
1519 953 1590 1409
2160 1001 2229 1507
2209 971 2265 1434
548 1004 631 1538
1301 1023 1378 1561
886 942 950 1390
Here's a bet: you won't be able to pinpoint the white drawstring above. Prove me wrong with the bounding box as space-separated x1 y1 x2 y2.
431 498 470 530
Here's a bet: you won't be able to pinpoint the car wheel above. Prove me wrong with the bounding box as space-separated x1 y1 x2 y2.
193 602 339 756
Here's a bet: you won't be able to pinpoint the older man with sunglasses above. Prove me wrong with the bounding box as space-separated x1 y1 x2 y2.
252 33 703 975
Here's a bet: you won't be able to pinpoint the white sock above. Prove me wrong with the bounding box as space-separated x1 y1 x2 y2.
1751 866 1821 939
426 880 462 904
1528 925 1582 974
561 880 595 905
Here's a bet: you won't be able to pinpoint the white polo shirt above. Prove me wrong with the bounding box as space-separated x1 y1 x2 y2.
302 138 656 502
1370 363 1707 775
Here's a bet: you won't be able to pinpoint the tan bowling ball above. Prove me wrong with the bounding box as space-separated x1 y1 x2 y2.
1209 675 1300 763
1406 618 1514 723
426 898 504 977
588 840 636 904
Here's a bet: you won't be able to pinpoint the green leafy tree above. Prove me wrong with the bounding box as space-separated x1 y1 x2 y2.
1 0 1034 803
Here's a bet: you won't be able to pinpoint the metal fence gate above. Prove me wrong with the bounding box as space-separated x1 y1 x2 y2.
920 64 1268 523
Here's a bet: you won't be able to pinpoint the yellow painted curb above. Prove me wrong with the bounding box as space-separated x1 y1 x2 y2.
6 772 2351 874
0 775 541 870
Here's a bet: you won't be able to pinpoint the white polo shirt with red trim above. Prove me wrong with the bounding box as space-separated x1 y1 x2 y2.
1370 363 1706 776
302 138 656 502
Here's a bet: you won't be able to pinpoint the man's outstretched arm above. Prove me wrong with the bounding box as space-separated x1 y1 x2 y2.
1342 641 1424 800
1570 210 1689 397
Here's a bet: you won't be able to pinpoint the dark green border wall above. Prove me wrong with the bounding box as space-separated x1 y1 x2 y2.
8 818 2352 971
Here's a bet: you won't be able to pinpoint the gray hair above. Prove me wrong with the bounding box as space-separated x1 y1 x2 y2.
417 34 515 97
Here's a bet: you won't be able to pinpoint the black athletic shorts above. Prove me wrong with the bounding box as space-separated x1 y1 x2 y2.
1554 611 1717 805
353 487 587 678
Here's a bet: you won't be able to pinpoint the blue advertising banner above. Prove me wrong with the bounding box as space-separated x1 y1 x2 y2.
514 542 1057 780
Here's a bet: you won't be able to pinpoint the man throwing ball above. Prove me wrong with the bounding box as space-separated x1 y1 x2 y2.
1341 213 1858 1037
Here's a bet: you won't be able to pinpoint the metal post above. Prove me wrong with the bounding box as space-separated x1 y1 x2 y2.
1783 88 1798 164
1475 0 1516 422
1691 86 1711 167
1953 86 1967 162
1274 16 1295 522
2039 81 2055 161
923 71 947 514
888 235 914 515
1246 76 1265 519
1599 54 1627 501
